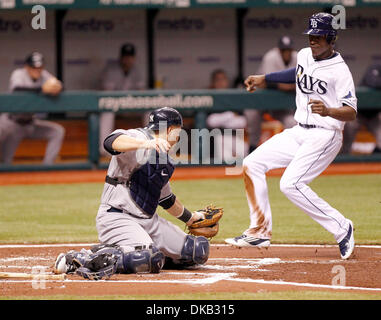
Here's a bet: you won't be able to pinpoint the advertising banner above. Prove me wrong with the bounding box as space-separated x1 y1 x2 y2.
154 8 237 89
2 0 380 10
62 9 147 90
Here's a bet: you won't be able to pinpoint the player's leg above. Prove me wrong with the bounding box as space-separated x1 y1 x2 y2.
279 128 354 258
0 122 29 164
30 119 65 165
95 205 165 273
96 205 154 250
225 126 300 247
146 214 209 268
54 243 164 276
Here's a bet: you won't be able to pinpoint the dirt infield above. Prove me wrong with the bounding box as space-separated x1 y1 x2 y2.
1 243 381 297
0 163 380 186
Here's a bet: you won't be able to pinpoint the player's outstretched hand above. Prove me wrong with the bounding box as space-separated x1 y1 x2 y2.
244 75 265 93
309 99 329 117
144 138 171 153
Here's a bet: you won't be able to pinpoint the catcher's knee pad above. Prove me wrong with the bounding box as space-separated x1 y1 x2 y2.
121 246 165 274
180 235 209 266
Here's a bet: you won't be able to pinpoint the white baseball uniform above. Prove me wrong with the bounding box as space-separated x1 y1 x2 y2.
243 47 357 243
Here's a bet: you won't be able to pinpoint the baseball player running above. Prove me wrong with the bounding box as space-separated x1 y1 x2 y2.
55 107 210 277
225 13 356 260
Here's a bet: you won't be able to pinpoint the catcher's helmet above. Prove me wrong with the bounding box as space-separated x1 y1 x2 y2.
303 12 337 44
147 107 183 130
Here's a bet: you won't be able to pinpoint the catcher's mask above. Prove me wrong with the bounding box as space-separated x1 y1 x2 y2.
147 107 183 131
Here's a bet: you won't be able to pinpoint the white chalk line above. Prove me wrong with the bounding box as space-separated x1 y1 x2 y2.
3 275 381 292
1 256 381 292
1 245 381 293
0 257 50 262
1 243 381 249
229 278 381 292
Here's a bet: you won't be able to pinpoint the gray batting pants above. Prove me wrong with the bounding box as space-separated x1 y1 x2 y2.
96 204 187 260
0 117 65 165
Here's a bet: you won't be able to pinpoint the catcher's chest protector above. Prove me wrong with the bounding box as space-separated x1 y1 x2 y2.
129 130 174 216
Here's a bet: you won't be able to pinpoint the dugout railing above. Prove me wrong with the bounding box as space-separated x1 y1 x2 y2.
0 87 381 171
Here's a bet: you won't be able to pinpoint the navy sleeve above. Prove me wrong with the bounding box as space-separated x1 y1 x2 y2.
103 132 124 155
265 67 296 84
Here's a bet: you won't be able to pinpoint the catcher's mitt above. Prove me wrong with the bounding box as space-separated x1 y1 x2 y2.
187 205 223 238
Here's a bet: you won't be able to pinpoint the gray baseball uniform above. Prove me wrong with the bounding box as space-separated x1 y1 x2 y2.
99 63 145 156
0 68 65 165
96 128 188 260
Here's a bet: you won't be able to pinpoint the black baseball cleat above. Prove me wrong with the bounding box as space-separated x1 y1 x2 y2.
225 234 270 248
339 220 355 260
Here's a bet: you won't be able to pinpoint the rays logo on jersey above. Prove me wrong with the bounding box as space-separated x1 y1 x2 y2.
296 64 328 95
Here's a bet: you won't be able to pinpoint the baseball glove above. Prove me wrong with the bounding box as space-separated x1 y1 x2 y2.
187 205 223 238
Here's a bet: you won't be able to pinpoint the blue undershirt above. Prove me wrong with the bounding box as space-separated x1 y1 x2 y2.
265 67 296 84
264 52 339 84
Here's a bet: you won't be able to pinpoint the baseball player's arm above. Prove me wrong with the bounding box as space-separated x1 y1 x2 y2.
109 134 171 153
309 100 356 121
165 198 205 226
9 70 32 92
245 67 296 92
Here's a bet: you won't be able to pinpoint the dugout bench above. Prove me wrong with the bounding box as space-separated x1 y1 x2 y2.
0 87 381 172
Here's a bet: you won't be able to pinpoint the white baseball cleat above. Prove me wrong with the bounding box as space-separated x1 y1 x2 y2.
225 234 270 248
53 253 68 274
339 220 355 260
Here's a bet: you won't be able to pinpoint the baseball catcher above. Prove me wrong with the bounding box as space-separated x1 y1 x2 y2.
54 107 223 280
54 206 223 280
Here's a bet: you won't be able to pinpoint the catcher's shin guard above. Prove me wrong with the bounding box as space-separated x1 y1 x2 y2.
180 235 210 266
122 246 165 274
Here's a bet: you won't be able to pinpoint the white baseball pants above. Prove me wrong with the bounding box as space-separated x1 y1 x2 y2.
242 124 350 243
